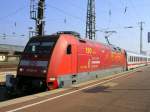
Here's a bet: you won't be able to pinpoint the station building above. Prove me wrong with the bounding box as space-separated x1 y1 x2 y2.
0 44 24 64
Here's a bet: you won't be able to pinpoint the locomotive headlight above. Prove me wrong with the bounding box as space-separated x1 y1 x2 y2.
49 77 56 81
42 69 47 74
19 68 24 72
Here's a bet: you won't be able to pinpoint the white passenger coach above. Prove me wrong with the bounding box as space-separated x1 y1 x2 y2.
126 51 148 70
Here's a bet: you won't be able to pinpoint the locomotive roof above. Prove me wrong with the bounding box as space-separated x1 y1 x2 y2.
30 32 123 53
56 31 81 38
31 31 80 39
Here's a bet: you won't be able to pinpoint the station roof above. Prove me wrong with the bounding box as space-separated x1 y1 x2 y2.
0 44 24 53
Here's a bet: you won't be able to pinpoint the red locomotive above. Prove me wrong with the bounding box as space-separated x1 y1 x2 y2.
15 31 127 91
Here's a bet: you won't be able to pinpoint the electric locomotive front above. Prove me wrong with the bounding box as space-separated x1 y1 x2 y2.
16 35 59 92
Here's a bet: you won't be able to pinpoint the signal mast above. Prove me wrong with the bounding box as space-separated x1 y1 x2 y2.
30 0 45 37
85 0 96 40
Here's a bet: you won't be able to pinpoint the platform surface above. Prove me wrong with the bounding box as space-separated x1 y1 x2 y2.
0 66 150 112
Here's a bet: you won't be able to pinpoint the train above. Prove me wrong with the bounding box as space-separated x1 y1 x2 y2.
7 31 150 93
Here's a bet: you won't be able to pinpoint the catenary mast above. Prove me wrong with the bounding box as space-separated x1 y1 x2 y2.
85 0 96 40
30 0 45 36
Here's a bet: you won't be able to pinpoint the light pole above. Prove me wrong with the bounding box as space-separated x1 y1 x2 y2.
138 21 145 54
125 23 145 54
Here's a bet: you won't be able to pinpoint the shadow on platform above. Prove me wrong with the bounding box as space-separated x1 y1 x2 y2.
83 86 111 93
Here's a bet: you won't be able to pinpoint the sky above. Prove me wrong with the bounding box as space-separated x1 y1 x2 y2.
0 0 150 53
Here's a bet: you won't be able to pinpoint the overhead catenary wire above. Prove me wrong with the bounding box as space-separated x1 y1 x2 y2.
44 3 85 32
46 4 83 21
0 6 26 21
119 0 137 39
65 0 85 12
0 33 26 38
106 0 112 29
0 6 27 37
129 0 141 20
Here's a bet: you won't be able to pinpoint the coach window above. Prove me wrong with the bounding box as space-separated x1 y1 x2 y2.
128 57 130 62
133 57 134 62
67 44 72 55
140 57 141 61
129 56 131 62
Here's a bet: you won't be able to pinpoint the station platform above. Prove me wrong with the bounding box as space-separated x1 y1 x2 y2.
0 71 16 85
0 66 150 112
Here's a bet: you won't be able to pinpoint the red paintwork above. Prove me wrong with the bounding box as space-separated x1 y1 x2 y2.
46 34 126 89
17 33 127 90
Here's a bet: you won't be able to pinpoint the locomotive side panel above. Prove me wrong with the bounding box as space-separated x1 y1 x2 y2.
77 41 92 72
47 35 78 89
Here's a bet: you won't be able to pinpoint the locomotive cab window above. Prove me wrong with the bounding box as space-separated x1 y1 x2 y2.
66 44 72 55
24 36 59 55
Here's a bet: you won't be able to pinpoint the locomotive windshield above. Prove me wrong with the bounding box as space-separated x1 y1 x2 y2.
24 36 58 54
25 41 54 54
